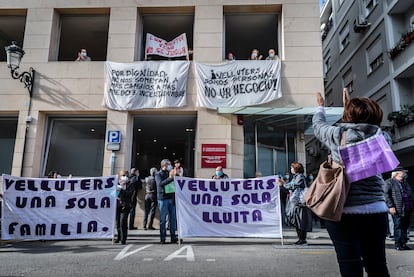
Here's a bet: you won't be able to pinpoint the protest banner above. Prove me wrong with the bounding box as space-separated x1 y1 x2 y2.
174 176 283 238
1 174 117 241
195 60 282 109
145 33 188 59
103 61 190 110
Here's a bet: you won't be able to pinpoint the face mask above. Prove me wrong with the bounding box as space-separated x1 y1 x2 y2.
285 175 289 179
309 176 314 181
81 52 87 57
216 171 223 177
252 52 257 58
269 53 274 58
121 176 128 182
402 173 408 179
167 165 173 171
290 168 295 174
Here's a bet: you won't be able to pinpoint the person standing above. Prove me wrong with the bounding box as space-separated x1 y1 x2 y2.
155 159 178 244
312 88 390 276
385 167 414 250
284 162 312 245
143 167 157 230
115 170 135 244
128 168 141 230
212 166 229 179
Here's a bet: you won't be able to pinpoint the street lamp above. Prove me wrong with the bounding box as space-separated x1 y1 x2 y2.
4 41 35 97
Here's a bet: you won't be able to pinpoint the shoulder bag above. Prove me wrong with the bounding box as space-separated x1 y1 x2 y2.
304 132 349 222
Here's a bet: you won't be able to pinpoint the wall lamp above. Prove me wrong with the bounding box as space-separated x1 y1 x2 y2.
4 41 35 97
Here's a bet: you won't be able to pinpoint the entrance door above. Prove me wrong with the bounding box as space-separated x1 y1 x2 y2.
257 145 286 176
132 114 196 177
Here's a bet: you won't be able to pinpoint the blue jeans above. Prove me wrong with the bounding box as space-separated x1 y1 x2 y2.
158 198 177 242
392 212 411 247
324 213 390 277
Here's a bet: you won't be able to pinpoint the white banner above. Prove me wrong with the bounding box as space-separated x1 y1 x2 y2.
104 61 190 110
195 60 282 109
145 33 188 58
174 176 282 238
1 174 117 241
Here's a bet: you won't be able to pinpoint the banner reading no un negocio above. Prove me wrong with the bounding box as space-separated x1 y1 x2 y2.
104 61 190 110
1 174 117 241
195 60 282 109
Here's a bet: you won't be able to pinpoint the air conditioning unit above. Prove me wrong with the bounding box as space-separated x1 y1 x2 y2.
354 15 371 33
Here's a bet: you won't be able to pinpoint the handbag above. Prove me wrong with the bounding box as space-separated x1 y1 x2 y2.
304 156 350 222
304 132 349 222
164 181 176 194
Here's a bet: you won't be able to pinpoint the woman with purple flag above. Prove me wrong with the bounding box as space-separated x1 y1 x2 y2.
312 88 390 277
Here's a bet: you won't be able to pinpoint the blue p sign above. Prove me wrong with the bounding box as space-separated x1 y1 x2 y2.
107 130 121 143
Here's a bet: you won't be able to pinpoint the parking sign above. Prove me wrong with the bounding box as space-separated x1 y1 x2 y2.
107 130 121 144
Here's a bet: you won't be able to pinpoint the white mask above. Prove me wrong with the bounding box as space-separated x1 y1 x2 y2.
121 176 129 182
81 51 87 57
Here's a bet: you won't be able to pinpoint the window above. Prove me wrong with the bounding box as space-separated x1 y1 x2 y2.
224 6 279 60
140 7 194 61
54 9 110 61
323 51 332 75
342 68 353 94
364 0 378 16
0 117 18 174
367 36 384 74
0 11 26 62
43 118 106 177
339 24 350 52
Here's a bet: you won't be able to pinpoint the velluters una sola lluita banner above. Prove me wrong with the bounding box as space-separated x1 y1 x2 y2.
1 174 117 241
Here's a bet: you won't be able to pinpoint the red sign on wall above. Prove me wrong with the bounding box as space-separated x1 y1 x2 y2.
201 144 227 168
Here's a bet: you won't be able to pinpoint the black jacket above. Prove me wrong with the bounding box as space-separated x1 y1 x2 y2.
385 178 414 216
155 169 174 200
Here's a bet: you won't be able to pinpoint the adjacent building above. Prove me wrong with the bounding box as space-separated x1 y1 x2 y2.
310 0 414 180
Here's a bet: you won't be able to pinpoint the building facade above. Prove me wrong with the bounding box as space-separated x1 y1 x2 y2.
315 0 414 179
0 0 324 199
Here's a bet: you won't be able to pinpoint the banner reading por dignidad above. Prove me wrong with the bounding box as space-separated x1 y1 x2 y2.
1 174 117 241
174 176 282 238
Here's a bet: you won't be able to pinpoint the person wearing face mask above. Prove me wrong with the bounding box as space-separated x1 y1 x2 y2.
385 167 414 251
212 166 229 179
155 159 178 244
75 48 91 61
265 48 279 61
249 48 263 60
115 170 135 244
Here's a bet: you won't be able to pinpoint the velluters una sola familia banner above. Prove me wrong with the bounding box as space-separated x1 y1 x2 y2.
1 174 117 241
195 60 282 109
103 61 190 110
174 176 283 238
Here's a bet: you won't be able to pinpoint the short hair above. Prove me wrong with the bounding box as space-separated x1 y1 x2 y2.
342 97 383 126
150 167 157 177
291 162 304 174
160 159 171 167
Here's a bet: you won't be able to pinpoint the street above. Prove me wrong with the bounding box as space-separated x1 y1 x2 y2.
1 227 413 277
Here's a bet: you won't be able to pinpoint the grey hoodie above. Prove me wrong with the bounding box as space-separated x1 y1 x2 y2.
313 110 388 207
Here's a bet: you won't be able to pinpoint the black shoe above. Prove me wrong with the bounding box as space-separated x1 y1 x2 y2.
160 240 166 244
144 227 147 230
395 246 407 251
121 241 126 245
129 227 138 230
294 240 307 245
171 238 178 243
114 240 120 243
402 244 411 250
148 226 156 230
